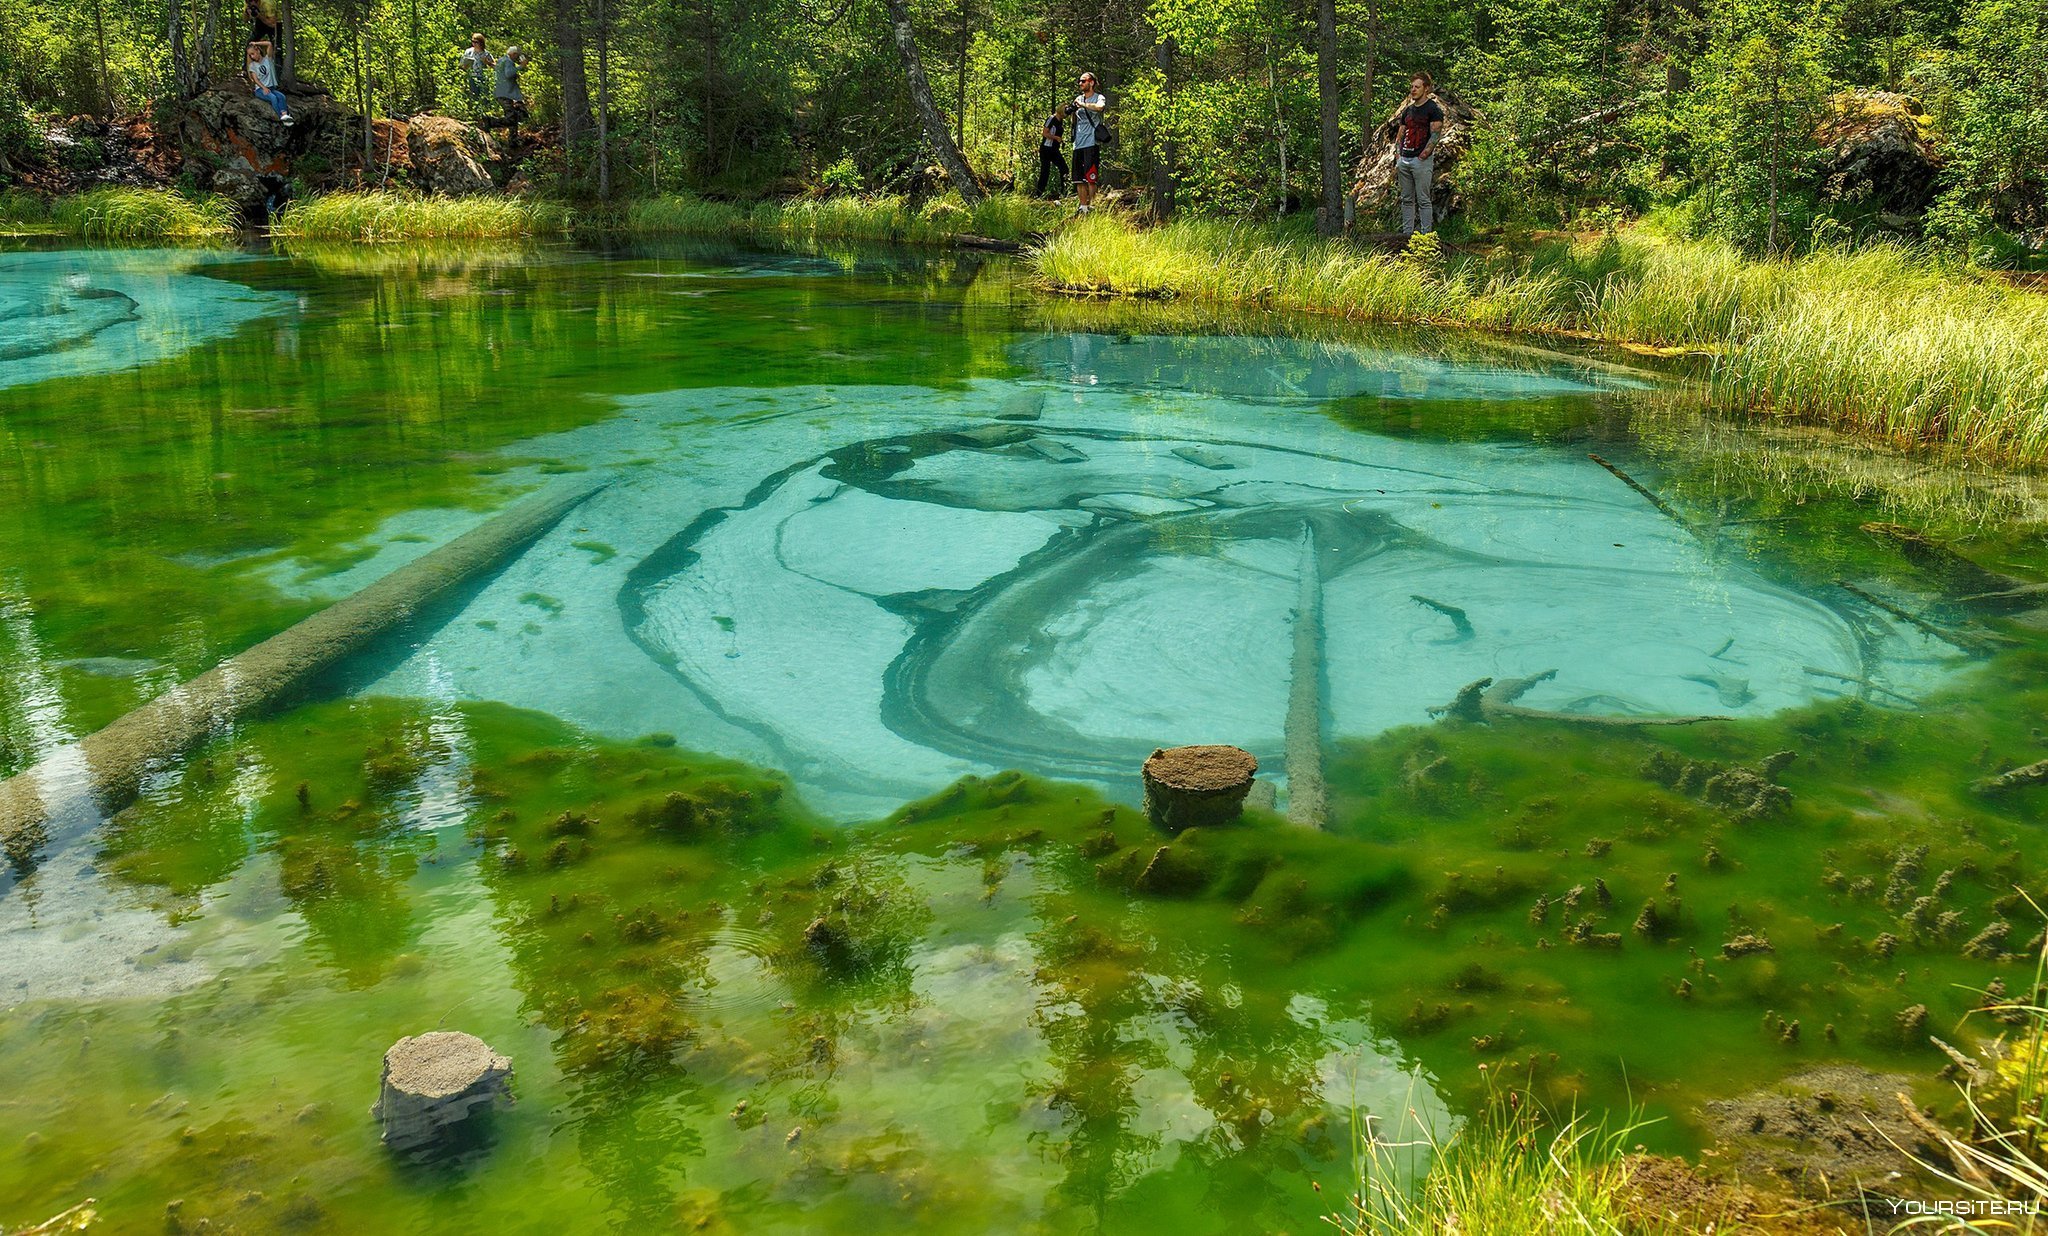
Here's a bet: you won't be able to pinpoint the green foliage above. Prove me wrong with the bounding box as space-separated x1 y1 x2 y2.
1689 0 1832 253
269 190 573 240
1913 0 2048 263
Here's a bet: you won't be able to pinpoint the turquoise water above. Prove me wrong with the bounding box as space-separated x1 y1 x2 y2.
0 239 2040 1234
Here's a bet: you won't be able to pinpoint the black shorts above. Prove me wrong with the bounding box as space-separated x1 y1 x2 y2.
1072 146 1100 184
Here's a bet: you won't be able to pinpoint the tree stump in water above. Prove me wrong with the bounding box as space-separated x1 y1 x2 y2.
372 1031 513 1156
1142 745 1257 832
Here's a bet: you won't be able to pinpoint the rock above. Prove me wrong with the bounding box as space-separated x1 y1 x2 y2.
1814 91 1940 227
1141 745 1257 833
407 114 499 197
175 85 349 222
370 1031 513 1157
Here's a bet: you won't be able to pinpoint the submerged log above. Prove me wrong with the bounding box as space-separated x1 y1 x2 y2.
1861 522 2035 611
1142 745 1258 832
0 481 604 888
1285 526 1328 829
1433 671 1727 728
1974 759 2048 796
372 1031 513 1156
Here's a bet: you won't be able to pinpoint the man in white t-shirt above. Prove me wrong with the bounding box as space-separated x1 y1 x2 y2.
1070 72 1106 212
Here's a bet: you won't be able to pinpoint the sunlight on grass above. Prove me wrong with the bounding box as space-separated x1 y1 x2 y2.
1326 1077 1681 1236
627 192 1059 245
271 191 572 242
47 188 236 241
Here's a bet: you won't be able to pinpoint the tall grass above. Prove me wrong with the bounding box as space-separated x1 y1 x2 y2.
627 192 1058 245
47 188 236 240
270 191 572 242
1033 215 2048 466
1327 1088 1681 1235
1894 915 2048 1234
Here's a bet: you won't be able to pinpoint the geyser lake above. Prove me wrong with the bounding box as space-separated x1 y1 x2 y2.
2 239 2045 1233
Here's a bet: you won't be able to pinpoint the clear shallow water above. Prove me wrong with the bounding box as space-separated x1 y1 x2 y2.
2 239 2047 1233
357 361 1952 817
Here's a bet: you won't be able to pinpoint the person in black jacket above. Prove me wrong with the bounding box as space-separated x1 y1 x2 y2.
1033 103 1070 198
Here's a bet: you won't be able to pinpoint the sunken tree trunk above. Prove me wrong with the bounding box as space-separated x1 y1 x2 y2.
883 0 984 203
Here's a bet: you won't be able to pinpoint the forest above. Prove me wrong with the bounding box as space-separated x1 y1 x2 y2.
0 0 2042 260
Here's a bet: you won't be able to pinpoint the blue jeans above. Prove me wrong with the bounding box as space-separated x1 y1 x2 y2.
254 86 288 119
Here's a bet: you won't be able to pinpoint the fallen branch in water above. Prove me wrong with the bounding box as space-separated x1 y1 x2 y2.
1974 759 2048 795
1586 453 1713 545
1432 671 1727 728
1410 594 1474 640
1802 665 1919 708
1836 579 2006 655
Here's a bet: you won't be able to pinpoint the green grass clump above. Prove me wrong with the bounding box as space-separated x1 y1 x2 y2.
627 192 1058 246
48 188 236 240
270 191 572 242
1034 216 2048 465
0 188 52 228
1330 1094 1681 1235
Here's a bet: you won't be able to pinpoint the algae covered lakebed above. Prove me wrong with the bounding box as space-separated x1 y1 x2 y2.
3 238 2048 1232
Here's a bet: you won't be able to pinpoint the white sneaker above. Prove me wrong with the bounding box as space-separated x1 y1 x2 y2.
281 112 295 126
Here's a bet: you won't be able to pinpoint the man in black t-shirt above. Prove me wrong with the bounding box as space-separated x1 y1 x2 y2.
1393 72 1444 236
1033 104 1069 198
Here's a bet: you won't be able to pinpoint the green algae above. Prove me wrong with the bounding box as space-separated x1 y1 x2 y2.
17 612 2046 1233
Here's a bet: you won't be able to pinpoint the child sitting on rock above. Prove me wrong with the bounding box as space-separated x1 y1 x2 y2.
247 40 292 125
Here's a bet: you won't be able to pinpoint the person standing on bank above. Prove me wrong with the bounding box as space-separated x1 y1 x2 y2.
1034 103 1070 199
494 44 529 118
1071 73 1106 213
1393 72 1444 237
460 34 495 109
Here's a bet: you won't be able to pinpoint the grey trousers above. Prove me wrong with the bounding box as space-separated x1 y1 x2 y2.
1396 154 1435 233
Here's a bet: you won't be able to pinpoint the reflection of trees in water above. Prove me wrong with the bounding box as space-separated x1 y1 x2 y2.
1028 913 1164 1221
1027 898 1352 1228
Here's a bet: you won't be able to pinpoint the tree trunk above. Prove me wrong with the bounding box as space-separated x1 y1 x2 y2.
557 0 594 176
167 0 189 99
1315 0 1341 234
278 0 295 84
882 0 984 203
196 0 219 91
1766 54 1781 253
596 0 612 198
1149 33 1177 219
1265 38 1287 216
92 0 111 115
355 24 371 165
954 0 969 156
1345 0 1378 228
